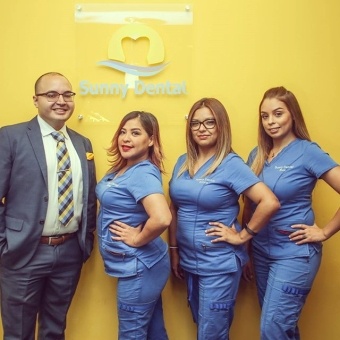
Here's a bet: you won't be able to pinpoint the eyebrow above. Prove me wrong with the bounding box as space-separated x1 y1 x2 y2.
121 127 142 131
191 117 215 121
261 107 284 114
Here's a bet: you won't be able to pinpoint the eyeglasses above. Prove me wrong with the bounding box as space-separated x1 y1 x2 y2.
190 119 216 131
35 91 76 102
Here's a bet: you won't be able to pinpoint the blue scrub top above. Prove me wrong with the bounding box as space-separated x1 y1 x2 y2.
169 153 260 275
96 160 168 277
248 139 338 259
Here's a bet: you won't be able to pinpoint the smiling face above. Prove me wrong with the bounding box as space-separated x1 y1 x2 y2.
190 106 218 152
118 117 154 166
33 74 74 130
260 97 296 143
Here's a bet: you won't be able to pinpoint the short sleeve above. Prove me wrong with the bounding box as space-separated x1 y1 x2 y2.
304 142 338 178
224 154 260 195
128 163 164 202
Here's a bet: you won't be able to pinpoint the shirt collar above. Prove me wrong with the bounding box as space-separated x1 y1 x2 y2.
37 115 70 139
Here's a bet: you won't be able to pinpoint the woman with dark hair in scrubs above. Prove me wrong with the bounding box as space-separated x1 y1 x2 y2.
96 111 171 340
216 87 340 340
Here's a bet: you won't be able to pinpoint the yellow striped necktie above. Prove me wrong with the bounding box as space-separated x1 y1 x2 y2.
51 131 74 226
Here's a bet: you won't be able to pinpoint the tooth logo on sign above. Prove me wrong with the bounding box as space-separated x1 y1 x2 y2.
79 22 187 98
98 23 169 87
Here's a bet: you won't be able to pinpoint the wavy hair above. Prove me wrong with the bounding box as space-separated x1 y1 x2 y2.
252 86 311 175
107 111 165 174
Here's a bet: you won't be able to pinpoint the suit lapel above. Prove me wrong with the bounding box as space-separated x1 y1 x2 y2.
26 117 48 186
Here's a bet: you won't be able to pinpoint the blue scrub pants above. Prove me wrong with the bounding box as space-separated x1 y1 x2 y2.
117 254 170 340
253 247 322 340
184 259 242 340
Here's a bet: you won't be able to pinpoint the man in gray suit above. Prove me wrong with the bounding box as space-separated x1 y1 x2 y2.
0 72 97 339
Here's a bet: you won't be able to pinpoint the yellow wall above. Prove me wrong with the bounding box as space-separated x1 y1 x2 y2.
1 1 340 339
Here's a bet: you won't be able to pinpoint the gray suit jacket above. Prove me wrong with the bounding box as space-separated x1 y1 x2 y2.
0 116 97 269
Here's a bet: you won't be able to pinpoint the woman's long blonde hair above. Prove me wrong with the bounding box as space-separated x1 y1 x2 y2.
251 86 311 175
178 98 233 178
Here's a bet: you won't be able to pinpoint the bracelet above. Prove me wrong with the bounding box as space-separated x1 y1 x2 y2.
169 246 178 249
244 224 257 237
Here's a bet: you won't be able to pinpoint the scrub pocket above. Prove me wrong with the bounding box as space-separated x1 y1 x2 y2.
272 283 309 326
196 243 239 274
102 240 138 277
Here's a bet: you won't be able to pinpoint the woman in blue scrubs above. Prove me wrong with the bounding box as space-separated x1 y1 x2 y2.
169 98 280 340
241 87 340 340
96 111 171 340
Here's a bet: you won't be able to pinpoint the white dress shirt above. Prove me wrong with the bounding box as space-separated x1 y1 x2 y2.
38 116 83 236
